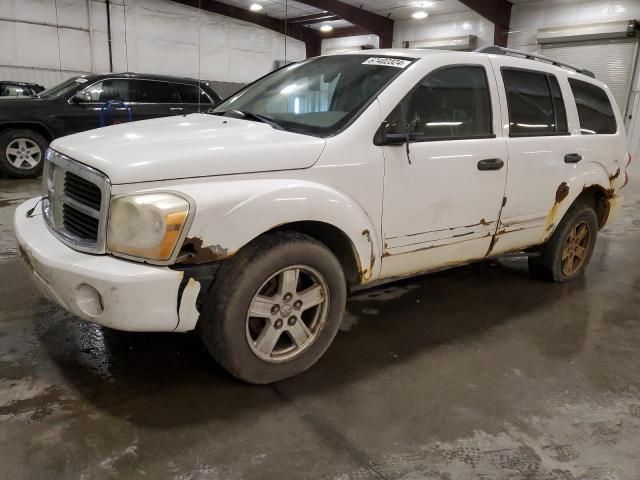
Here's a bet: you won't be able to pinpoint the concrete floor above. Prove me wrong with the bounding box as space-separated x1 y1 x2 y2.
1 177 640 480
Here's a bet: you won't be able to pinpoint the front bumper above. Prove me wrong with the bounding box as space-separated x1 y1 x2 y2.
14 198 199 332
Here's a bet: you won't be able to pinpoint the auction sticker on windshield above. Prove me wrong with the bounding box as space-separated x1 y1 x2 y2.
362 58 411 68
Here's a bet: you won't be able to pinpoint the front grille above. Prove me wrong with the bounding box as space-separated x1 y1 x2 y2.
64 172 102 211
42 150 110 253
62 204 100 240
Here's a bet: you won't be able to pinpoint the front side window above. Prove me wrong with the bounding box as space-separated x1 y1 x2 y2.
83 79 131 102
134 80 177 103
568 79 617 134
386 65 493 140
39 77 86 99
502 69 568 136
174 84 211 104
212 55 413 136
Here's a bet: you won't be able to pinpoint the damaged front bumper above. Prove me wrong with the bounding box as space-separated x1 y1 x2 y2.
14 198 203 332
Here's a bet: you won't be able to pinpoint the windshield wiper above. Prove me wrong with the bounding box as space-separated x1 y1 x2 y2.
212 110 284 130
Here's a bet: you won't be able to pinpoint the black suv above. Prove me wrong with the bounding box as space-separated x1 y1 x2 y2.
0 73 221 178
0 81 45 98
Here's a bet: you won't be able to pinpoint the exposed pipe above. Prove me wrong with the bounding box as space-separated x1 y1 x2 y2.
87 0 95 72
106 0 114 72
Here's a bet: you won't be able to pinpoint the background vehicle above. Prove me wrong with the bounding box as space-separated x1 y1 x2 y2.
15 49 629 384
0 73 221 178
0 81 45 97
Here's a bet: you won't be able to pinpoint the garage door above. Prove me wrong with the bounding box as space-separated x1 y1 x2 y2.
541 38 638 116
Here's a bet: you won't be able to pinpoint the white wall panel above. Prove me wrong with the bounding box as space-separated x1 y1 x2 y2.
0 0 305 88
508 0 640 161
58 28 93 72
508 0 640 52
392 11 494 50
321 35 380 55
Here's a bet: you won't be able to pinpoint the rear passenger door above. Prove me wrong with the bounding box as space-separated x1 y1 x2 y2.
131 80 182 120
489 58 581 254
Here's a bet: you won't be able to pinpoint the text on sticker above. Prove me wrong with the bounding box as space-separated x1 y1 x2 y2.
362 58 411 68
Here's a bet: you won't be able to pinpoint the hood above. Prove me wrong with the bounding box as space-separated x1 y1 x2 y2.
0 97 48 109
51 114 326 184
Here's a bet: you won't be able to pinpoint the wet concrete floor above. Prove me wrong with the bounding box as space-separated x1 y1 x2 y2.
1 178 640 479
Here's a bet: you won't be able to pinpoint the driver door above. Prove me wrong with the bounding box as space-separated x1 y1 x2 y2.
380 61 509 278
58 78 133 135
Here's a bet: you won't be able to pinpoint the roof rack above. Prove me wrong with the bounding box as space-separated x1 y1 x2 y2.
475 45 596 78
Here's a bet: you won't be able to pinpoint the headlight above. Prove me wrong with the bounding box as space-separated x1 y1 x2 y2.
107 193 191 262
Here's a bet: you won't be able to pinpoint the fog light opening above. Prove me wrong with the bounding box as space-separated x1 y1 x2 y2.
75 283 104 317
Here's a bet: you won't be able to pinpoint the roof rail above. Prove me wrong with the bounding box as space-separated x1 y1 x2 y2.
476 45 596 78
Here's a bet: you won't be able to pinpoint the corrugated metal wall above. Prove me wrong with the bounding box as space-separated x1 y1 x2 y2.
0 0 305 89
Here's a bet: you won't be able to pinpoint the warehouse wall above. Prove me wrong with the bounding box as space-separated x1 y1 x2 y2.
320 34 380 55
392 11 495 49
0 0 305 90
508 0 640 166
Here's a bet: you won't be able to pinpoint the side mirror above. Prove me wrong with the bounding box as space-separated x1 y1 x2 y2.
73 91 92 103
373 123 411 146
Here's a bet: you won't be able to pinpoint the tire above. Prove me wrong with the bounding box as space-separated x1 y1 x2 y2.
0 129 48 178
528 202 598 282
199 231 347 384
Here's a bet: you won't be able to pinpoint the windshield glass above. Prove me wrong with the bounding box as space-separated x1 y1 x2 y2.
38 77 87 99
213 55 414 136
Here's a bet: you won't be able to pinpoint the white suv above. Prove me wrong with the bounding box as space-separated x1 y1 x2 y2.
15 47 631 383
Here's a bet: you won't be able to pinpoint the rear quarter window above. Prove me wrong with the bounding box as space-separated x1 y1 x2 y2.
568 79 617 135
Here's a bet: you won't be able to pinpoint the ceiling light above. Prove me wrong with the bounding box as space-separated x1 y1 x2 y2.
320 24 333 32
412 11 428 19
462 21 472 30
249 3 263 11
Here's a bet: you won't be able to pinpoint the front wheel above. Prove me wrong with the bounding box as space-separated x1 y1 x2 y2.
0 129 48 178
528 203 598 282
199 231 347 384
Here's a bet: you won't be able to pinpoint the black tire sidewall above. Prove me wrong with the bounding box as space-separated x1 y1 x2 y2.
201 232 347 384
0 129 48 178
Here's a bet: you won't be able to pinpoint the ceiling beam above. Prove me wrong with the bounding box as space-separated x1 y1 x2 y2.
292 0 394 47
288 13 340 25
171 0 321 57
457 0 513 47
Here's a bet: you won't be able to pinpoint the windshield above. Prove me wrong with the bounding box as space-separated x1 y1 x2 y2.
213 55 414 136
38 77 87 99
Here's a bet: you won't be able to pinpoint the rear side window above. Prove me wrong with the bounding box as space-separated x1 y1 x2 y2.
2 83 30 97
568 79 617 134
134 80 177 103
387 65 493 140
174 83 212 104
502 68 568 137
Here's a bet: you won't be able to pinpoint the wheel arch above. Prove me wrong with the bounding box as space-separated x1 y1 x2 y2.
0 122 54 142
267 221 362 288
175 179 381 285
544 165 619 240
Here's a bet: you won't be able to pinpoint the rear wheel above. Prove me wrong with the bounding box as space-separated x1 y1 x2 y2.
0 129 48 178
528 203 598 282
199 231 347 384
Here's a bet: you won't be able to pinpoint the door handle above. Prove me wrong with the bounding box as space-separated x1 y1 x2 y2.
564 153 582 163
477 158 504 171
170 107 184 111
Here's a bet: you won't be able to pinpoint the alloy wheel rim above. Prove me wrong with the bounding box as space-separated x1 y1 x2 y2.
6 139 42 170
245 265 329 363
561 221 591 276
